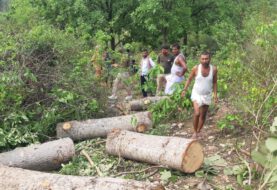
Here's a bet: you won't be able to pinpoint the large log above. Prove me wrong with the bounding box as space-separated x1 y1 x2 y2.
0 138 74 171
0 165 164 190
127 96 168 111
57 111 152 141
106 130 203 173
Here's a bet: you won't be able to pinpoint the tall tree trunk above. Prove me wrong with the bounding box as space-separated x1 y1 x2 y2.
106 130 204 173
0 165 165 190
0 138 75 171
162 27 168 44
57 112 152 141
183 31 188 45
110 33 116 50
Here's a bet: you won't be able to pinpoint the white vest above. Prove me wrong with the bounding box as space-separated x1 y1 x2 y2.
192 64 213 95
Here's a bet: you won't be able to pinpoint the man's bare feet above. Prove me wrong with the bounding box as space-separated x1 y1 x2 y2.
191 133 198 139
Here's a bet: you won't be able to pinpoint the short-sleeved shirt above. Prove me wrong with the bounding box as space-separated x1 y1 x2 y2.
157 54 174 74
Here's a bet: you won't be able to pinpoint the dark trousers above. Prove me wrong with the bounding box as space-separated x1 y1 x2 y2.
140 75 147 97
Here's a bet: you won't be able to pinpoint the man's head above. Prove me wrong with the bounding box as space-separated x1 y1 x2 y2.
161 44 170 55
172 43 180 56
200 51 211 65
142 49 148 58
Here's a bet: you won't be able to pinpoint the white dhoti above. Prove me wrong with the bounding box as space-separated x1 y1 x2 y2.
165 74 184 95
191 90 212 107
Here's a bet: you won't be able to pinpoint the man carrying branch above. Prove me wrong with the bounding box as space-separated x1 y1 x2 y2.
181 52 218 139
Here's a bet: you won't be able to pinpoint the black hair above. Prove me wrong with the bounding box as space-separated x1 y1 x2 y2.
172 43 180 49
161 44 170 49
201 51 211 57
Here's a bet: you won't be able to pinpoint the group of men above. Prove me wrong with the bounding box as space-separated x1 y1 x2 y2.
107 44 217 139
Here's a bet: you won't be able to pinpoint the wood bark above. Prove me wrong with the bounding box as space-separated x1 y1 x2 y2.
0 165 165 190
57 111 152 141
0 138 75 171
106 130 203 173
127 96 168 111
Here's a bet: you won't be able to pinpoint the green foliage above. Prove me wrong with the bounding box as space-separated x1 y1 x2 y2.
132 0 190 45
143 64 163 95
0 1 108 150
251 117 277 190
150 83 192 125
217 114 242 130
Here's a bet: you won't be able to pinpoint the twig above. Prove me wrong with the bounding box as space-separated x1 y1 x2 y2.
255 81 276 126
80 150 104 176
141 168 159 179
112 165 168 177
258 164 277 190
92 140 107 146
239 148 251 157
235 149 252 186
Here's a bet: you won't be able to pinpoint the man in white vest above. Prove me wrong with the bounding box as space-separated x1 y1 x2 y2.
182 52 218 139
165 43 187 95
139 49 155 97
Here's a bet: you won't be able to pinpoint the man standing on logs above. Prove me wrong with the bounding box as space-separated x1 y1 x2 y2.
164 44 187 95
156 45 174 95
139 49 155 97
181 52 218 139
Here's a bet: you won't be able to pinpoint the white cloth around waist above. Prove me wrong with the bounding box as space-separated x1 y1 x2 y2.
191 89 212 107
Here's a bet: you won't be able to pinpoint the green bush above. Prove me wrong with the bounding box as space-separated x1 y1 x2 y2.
0 6 107 150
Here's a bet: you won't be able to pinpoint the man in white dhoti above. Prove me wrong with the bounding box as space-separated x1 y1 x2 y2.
164 44 187 95
181 52 218 139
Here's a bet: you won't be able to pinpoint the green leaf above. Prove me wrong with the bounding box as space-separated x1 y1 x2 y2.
224 168 234 175
160 170 172 182
232 165 245 175
237 174 243 186
251 150 267 167
270 117 277 133
195 170 205 178
266 138 277 153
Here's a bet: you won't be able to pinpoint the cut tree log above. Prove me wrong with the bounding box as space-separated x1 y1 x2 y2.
0 138 75 171
127 96 168 111
0 165 165 190
57 111 152 141
106 130 203 173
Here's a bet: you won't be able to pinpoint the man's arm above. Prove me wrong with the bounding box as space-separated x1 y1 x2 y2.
181 66 196 97
149 58 156 67
213 66 218 104
157 54 161 64
177 56 187 76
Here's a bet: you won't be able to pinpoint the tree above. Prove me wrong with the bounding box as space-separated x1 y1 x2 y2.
31 0 139 50
131 0 191 46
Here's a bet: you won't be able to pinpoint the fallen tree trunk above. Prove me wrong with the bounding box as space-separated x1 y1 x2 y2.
57 111 152 141
0 165 164 190
0 138 74 171
106 130 203 173
127 96 168 111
